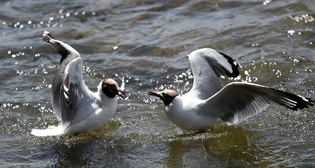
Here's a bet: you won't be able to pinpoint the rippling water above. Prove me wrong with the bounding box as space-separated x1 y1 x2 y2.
0 0 314 167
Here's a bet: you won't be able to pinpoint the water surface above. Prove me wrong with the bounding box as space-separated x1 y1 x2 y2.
0 0 314 167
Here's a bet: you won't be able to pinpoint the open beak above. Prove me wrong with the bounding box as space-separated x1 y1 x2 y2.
118 89 126 99
148 91 162 98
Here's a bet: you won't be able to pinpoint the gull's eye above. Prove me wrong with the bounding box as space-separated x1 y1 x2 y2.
106 83 114 87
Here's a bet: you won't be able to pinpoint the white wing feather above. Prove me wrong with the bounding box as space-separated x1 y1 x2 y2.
187 48 239 100
202 82 313 125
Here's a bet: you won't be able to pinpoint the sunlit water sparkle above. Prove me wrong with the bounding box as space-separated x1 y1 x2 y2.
0 0 314 167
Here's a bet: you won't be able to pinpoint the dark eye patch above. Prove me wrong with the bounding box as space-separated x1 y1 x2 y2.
106 83 115 87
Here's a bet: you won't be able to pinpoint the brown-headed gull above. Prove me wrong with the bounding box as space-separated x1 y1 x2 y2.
31 31 126 136
149 48 313 130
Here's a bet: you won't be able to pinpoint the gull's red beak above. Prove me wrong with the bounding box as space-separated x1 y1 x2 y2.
118 89 126 99
148 91 162 98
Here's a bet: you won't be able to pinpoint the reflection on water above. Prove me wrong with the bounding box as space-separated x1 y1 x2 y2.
165 127 259 167
0 0 314 167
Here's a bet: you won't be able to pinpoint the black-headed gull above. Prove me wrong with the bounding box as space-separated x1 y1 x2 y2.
31 31 126 136
149 48 313 130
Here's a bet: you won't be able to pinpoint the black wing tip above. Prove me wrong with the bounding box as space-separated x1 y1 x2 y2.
270 88 314 110
42 31 55 42
218 51 240 78
292 96 314 110
42 31 70 62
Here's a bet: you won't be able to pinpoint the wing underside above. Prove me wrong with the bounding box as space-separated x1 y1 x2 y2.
187 48 240 100
202 82 313 125
56 57 84 126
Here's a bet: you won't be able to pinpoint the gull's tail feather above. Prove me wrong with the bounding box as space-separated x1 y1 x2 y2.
31 125 64 137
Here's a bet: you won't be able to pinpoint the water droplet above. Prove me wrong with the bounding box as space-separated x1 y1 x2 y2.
263 0 272 5
293 59 299 63
288 30 295 35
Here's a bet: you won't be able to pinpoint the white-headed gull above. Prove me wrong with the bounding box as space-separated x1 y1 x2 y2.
31 31 126 136
149 48 313 130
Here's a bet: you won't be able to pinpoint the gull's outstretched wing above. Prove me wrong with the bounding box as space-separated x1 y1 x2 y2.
42 31 83 123
59 57 84 126
42 31 80 63
187 48 239 100
202 82 313 124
